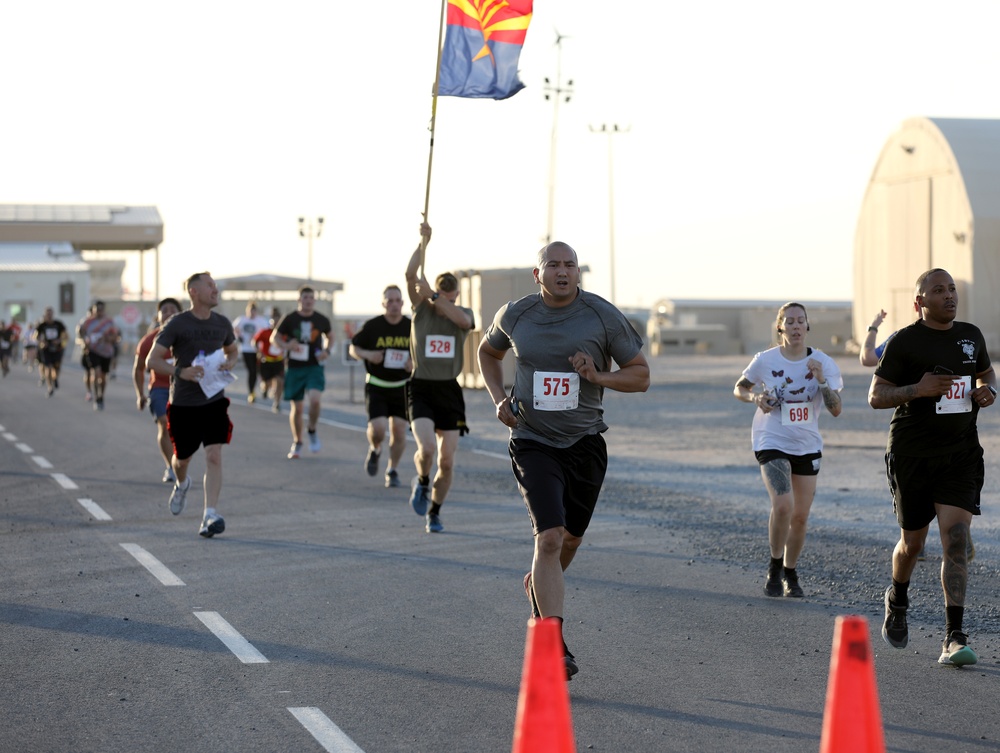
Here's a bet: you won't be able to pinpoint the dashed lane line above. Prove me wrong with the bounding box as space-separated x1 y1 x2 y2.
32 456 54 469
15 443 33 453
193 611 269 664
78 498 112 522
288 708 367 753
119 543 185 585
51 473 78 490
2 432 15 441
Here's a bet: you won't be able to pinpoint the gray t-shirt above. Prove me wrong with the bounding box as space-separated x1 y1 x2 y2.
410 300 475 381
154 310 235 407
483 290 643 448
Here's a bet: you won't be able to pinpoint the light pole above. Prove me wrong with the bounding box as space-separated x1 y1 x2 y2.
588 124 629 305
543 33 573 244
298 216 324 281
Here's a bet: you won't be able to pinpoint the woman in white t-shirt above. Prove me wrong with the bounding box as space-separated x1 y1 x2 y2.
734 302 844 598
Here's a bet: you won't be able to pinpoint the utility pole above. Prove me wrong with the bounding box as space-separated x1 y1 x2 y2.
297 216 324 281
542 32 573 244
588 124 630 305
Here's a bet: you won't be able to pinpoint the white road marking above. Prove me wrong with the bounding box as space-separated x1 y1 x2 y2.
472 448 509 460
32 456 53 469
3 432 18 441
318 417 364 433
288 708 366 753
78 498 112 521
119 543 184 585
0 424 6 431
193 611 269 663
15 443 33 453
51 473 78 489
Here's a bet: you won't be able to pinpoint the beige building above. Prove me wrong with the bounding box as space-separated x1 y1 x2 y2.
854 117 1000 350
648 299 852 357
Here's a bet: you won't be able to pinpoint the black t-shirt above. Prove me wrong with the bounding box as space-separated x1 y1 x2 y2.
875 319 991 456
37 320 68 352
275 311 332 369
351 315 411 383
154 310 235 406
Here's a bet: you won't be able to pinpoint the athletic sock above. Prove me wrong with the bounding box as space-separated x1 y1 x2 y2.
768 556 783 575
783 566 797 580
890 578 909 608
429 502 442 516
418 475 430 487
945 606 964 636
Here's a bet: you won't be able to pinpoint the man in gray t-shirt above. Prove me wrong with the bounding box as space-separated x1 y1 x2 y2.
147 272 239 538
478 240 649 680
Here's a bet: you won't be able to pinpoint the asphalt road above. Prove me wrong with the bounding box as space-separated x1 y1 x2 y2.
1 354 998 753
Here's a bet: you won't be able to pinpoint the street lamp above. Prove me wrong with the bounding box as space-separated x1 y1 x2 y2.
588 124 629 305
297 216 324 281
542 32 573 244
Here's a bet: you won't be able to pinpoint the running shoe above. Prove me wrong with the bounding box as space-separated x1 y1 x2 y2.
365 448 380 477
764 562 783 597
384 469 400 488
782 570 804 598
938 630 977 666
169 477 192 516
272 402 281 414
409 477 430 516
308 431 321 453
199 510 226 538
523 572 541 619
247 393 256 404
564 644 579 680
425 512 443 533
287 442 303 460
162 467 176 484
881 585 908 648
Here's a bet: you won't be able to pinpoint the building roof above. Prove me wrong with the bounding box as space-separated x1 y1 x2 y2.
0 204 164 250
929 118 1000 221
215 273 344 295
0 242 90 272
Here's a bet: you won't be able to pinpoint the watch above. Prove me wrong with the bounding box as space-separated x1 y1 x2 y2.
989 386 997 398
174 364 183 378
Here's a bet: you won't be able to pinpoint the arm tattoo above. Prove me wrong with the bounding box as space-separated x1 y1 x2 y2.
821 384 841 412
870 383 919 409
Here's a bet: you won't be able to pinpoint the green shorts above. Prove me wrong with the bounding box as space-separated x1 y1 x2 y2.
283 364 325 401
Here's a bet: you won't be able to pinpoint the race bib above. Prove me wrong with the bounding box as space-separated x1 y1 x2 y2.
533 371 580 411
937 376 973 414
781 402 815 426
44 327 58 340
267 342 284 358
425 335 455 359
289 342 309 362
384 348 408 369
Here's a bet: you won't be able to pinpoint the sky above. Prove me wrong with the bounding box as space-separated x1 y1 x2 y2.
4 0 1000 316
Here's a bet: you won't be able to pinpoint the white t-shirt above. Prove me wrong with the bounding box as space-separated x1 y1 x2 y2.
233 314 270 353
741 346 843 455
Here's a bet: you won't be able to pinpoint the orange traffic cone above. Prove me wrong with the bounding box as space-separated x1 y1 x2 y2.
819 615 885 753
511 617 576 753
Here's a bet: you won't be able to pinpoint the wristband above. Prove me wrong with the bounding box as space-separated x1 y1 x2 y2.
174 364 183 379
989 386 998 398
867 326 878 333
817 380 828 387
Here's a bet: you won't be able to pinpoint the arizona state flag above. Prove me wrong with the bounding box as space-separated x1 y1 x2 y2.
438 0 533 100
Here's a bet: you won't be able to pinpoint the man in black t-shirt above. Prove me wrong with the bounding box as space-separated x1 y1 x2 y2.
869 268 996 667
36 307 69 396
270 286 332 459
350 285 411 487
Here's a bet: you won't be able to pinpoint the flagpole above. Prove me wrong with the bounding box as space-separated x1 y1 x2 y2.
421 0 448 277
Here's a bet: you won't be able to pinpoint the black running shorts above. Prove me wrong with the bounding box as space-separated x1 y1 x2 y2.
885 446 983 530
166 397 233 461
510 433 608 538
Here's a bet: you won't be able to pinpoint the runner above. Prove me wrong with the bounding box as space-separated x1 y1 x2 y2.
349 285 412 487
133 298 182 483
232 300 270 403
734 302 843 598
252 307 285 414
478 239 649 679
36 307 69 397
